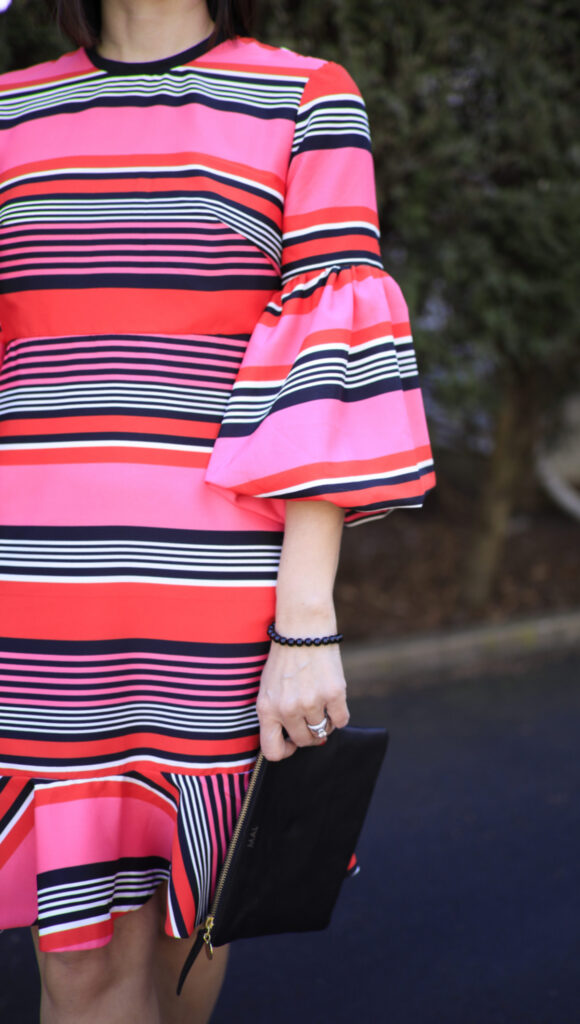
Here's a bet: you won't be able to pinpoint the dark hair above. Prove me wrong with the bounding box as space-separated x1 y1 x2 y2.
51 0 257 50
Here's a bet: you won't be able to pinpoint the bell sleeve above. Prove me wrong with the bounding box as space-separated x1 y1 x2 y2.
205 59 435 526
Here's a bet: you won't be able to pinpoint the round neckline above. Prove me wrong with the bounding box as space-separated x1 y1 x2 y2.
85 32 219 75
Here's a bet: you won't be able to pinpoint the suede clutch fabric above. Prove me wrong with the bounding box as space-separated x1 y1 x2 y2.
178 725 388 994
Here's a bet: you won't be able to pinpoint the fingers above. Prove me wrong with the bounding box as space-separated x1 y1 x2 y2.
325 691 350 730
259 717 297 762
257 644 349 759
259 696 348 758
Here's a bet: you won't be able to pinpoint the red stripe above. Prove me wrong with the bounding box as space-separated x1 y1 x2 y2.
1 416 220 440
228 446 434 493
0 582 275 642
4 286 275 341
0 448 212 468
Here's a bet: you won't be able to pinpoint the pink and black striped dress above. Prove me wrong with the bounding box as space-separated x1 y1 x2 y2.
0 34 434 951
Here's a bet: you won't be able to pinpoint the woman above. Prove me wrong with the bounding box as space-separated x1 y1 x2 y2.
0 0 435 1020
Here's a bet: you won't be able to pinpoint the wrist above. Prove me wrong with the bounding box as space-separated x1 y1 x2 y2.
274 597 337 636
267 622 343 647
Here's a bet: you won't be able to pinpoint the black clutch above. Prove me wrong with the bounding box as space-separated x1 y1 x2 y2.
177 725 388 994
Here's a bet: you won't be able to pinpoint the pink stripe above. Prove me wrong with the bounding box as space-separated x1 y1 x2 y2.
199 776 221 893
1 266 268 281
0 463 283 529
34 789 174 871
0 222 253 236
3 355 238 374
0 371 233 388
1 256 270 272
0 695 258 708
207 389 431 488
0 236 257 250
0 828 38 927
0 671 261 684
287 146 377 217
5 103 293 179
0 650 263 667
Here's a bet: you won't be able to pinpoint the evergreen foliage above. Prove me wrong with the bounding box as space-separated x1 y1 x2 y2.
262 1 580 443
1 0 579 495
0 0 65 73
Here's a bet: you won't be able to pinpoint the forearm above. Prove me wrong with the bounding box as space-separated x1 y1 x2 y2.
275 500 345 634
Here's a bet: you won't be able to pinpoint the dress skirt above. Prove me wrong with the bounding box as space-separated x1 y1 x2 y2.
0 35 434 951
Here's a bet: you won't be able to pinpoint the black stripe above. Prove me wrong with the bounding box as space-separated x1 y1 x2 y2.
0 658 264 675
0 683 261 699
1 94 299 131
0 226 247 241
219 377 421 437
0 167 283 211
1 351 242 369
0 409 222 425
3 723 260 743
3 335 250 356
0 567 278 581
39 855 171 889
2 237 268 251
1 743 260 769
276 263 366 305
0 273 276 293
4 332 250 349
1 262 276 278
0 364 238 382
282 250 382 277
3 185 281 230
267 465 436 501
284 225 380 245
0 525 283 543
294 97 367 123
295 134 372 155
0 570 278 584
0 637 271 657
0 432 217 447
0 779 34 834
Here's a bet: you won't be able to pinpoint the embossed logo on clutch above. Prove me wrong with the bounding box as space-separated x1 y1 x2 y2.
247 825 260 848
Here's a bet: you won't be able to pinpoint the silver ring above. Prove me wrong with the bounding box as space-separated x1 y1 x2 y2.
306 716 328 740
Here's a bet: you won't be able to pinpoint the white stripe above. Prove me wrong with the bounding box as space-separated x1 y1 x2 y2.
35 775 177 806
298 92 367 116
255 459 435 498
2 164 284 205
0 753 256 774
281 255 382 282
0 441 212 453
0 574 275 586
38 913 113 937
0 541 279 552
0 788 34 842
282 220 379 241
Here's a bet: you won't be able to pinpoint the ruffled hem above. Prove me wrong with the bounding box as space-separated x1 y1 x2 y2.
0 768 251 951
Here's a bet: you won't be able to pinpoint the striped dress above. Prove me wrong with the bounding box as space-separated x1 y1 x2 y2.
0 34 434 952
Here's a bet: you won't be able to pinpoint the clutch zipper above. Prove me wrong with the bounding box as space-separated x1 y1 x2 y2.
201 751 265 959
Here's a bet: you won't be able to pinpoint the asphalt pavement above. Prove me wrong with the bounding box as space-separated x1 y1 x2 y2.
1 651 579 1023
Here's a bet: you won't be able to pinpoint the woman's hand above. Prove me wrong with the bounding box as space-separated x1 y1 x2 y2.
259 499 348 760
257 636 349 761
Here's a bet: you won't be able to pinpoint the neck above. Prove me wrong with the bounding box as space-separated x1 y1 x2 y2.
98 0 214 63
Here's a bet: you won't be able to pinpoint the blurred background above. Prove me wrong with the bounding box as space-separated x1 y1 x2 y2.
1 3 579 1022
2 0 579 641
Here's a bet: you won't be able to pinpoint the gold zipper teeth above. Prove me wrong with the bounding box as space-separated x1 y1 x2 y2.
205 752 265 928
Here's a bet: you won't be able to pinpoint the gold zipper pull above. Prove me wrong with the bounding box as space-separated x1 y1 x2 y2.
202 915 215 959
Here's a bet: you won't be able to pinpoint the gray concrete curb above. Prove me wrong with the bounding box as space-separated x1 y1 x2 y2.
343 609 580 696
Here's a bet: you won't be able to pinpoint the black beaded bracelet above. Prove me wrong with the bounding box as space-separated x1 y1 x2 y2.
267 622 344 647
